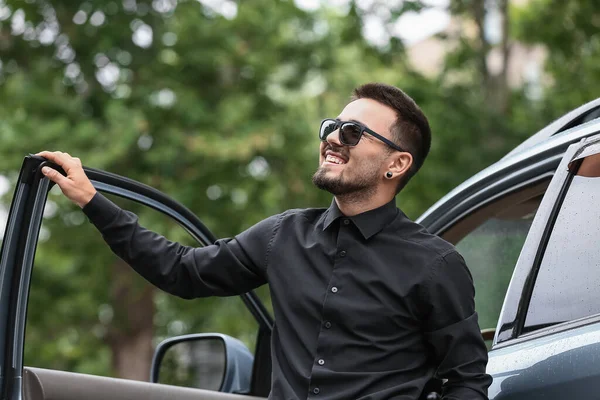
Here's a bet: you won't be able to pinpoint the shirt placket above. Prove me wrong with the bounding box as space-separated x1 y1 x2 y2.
307 218 352 398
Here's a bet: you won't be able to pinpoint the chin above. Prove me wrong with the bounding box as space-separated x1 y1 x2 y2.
312 170 344 195
319 167 343 179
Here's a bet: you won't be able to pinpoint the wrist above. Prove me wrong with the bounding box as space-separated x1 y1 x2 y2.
78 189 97 209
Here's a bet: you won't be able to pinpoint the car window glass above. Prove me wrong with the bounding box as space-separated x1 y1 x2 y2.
524 158 600 332
456 215 535 332
26 188 260 385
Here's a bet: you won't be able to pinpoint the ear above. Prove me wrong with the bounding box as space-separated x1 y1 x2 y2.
386 152 413 178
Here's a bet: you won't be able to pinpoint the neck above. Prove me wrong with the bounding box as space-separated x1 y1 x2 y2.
334 190 395 216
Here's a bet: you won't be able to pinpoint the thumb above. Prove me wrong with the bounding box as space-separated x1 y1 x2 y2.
41 166 69 187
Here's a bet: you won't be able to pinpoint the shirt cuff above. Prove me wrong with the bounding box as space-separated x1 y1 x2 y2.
82 192 121 230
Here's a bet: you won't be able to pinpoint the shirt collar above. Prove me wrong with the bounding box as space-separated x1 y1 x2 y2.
323 197 399 239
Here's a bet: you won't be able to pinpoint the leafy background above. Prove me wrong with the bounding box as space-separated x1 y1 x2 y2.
0 0 598 382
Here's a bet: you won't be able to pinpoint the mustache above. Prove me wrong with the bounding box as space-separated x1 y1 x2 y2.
322 144 349 158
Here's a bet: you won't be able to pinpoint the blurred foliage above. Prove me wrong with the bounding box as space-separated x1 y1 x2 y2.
0 0 599 383
512 0 600 118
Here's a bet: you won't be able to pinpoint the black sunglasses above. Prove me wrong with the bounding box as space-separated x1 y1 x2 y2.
319 119 404 152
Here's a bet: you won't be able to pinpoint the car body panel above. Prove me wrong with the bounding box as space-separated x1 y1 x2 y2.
23 367 264 400
487 320 600 399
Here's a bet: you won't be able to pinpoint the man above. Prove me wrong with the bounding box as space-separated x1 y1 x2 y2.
39 82 492 399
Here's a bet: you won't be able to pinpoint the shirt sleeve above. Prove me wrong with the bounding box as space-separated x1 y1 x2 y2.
422 250 493 400
82 192 278 299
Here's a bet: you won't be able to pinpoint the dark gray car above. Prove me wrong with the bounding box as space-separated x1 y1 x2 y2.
417 98 600 399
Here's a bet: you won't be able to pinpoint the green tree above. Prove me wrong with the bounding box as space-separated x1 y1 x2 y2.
513 0 600 118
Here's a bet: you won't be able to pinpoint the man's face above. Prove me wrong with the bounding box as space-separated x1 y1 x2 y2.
312 98 398 196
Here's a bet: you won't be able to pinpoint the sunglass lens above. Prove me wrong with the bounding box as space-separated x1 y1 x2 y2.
319 120 338 140
340 123 362 145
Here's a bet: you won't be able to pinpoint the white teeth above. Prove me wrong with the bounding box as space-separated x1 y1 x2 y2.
326 155 346 164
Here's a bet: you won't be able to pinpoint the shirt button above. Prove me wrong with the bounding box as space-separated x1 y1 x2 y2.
313 388 320 394
318 359 325 365
339 250 346 257
331 287 338 293
324 321 332 329
343 219 350 225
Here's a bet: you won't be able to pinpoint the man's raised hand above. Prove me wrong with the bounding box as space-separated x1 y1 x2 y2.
36 151 97 208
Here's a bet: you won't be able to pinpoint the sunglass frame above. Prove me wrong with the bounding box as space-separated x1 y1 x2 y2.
319 119 405 152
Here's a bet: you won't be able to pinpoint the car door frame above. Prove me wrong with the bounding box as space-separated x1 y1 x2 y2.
0 155 273 400
493 133 600 347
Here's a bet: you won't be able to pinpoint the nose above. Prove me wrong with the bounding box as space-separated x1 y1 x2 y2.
325 128 342 147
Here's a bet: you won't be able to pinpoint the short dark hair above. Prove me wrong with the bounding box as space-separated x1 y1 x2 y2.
351 82 431 192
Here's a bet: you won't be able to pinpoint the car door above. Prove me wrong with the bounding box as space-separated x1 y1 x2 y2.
0 155 272 400
485 133 600 399
416 110 600 345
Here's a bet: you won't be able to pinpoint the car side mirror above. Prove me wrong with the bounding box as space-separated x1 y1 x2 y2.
150 333 254 394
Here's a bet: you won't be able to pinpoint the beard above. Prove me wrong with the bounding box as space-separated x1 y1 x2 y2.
312 162 380 197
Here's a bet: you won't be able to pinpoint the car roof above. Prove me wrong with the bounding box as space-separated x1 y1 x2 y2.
416 97 600 229
502 97 600 160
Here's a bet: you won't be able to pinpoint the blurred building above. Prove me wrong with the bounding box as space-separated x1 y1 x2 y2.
406 0 546 97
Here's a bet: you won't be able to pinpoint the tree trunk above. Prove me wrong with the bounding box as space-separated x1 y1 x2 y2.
497 0 512 115
107 260 155 381
470 0 512 115
471 0 490 89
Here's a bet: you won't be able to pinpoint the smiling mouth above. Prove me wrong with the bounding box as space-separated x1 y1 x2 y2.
323 148 349 166
325 154 347 165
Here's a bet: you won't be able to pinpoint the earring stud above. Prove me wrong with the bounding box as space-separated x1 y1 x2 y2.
386 171 393 179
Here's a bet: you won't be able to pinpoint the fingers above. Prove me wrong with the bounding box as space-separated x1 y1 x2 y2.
41 166 69 187
36 151 95 207
37 151 65 166
36 151 81 172
36 151 61 161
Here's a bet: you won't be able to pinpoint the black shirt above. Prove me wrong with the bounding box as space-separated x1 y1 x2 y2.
83 193 491 400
